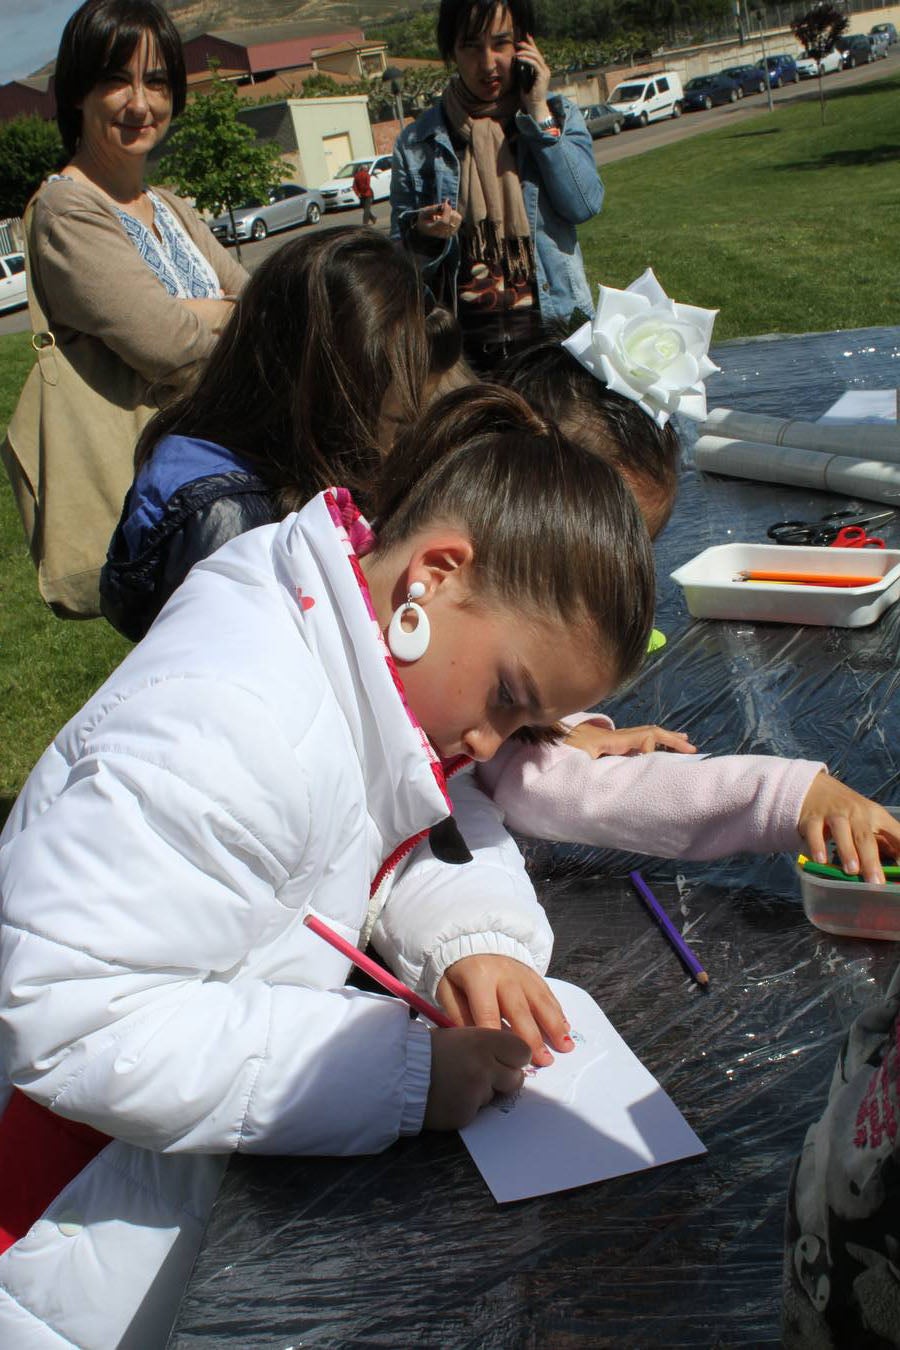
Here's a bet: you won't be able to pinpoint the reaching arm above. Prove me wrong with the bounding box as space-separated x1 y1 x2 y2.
477 730 826 859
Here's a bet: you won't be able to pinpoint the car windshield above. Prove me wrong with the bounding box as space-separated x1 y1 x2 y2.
686 77 711 88
335 161 368 178
611 84 644 101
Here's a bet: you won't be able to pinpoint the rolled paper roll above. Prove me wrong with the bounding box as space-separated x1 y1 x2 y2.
700 407 900 463
693 436 831 490
693 435 900 506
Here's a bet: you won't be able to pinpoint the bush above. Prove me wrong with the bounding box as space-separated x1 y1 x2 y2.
0 116 64 217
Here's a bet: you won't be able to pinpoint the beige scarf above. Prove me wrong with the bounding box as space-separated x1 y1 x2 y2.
441 75 533 282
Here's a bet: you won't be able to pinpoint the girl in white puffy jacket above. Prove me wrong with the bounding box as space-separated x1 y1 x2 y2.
0 385 656 1349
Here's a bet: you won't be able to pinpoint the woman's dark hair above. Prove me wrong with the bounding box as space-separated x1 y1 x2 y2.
136 229 451 514
436 0 536 63
375 384 655 687
496 332 682 538
55 0 187 156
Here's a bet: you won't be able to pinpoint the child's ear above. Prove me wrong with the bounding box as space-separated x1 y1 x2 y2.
410 532 474 601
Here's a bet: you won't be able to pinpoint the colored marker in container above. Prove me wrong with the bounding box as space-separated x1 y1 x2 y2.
798 855 900 885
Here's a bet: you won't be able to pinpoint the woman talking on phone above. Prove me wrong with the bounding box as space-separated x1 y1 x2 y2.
390 0 603 371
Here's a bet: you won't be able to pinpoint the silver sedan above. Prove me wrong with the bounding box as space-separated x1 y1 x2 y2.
210 183 325 244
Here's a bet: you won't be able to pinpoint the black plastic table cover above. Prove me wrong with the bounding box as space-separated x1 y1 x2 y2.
168 327 900 1349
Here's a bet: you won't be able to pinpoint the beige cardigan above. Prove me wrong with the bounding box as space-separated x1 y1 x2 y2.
1 180 248 617
27 178 248 395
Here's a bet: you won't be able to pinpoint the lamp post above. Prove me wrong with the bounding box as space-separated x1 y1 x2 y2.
381 65 406 126
751 7 775 111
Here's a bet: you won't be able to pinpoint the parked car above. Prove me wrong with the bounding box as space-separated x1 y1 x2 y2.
836 34 875 67
796 47 844 78
318 156 393 211
683 73 740 110
607 71 684 126
209 183 324 243
578 102 625 137
870 21 898 45
722 64 768 95
756 54 800 87
869 30 890 57
0 251 27 314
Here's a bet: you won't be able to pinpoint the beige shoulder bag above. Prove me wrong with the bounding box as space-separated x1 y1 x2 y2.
0 204 158 618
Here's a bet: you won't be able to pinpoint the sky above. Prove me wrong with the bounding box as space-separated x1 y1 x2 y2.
0 0 83 86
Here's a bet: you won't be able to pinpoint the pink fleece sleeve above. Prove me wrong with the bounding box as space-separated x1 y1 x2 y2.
476 726 826 860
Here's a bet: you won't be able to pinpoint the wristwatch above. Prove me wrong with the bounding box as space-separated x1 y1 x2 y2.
536 113 557 130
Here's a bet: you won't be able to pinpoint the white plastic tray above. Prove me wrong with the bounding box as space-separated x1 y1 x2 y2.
670 543 900 627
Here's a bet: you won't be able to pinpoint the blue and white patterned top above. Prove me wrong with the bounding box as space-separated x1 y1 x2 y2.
48 177 222 300
114 190 222 299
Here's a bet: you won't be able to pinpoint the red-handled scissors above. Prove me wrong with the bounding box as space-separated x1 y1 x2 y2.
829 524 886 549
767 509 893 548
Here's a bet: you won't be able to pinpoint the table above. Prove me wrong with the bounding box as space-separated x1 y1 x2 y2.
169 326 900 1348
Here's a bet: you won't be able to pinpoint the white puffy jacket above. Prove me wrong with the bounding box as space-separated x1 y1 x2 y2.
0 490 552 1348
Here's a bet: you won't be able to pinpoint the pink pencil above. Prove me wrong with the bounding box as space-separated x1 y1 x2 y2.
303 912 455 1028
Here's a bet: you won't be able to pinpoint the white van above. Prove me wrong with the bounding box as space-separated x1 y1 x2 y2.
608 71 684 126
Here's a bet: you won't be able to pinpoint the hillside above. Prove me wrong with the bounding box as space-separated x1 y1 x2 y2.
165 0 428 40
26 0 433 80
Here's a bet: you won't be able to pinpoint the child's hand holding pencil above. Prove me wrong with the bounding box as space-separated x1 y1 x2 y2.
424 1027 531 1131
302 914 533 1131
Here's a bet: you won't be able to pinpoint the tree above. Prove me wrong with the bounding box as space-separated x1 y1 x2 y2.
159 71 283 260
791 4 848 122
0 115 64 217
367 9 441 59
299 73 343 97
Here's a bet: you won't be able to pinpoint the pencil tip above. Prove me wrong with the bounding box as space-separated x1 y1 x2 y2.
696 972 710 987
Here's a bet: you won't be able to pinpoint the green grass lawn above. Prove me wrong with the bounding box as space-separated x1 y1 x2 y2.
579 72 900 339
0 73 898 809
0 333 130 817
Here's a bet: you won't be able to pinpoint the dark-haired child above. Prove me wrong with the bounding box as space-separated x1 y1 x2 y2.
483 323 900 884
101 226 471 640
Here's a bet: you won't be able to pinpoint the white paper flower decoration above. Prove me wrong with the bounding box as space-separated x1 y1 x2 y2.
562 269 720 426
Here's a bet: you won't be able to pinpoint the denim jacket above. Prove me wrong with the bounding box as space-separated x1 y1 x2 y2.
390 96 603 324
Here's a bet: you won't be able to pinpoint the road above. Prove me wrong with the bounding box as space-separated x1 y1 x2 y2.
593 46 898 166
1 46 895 334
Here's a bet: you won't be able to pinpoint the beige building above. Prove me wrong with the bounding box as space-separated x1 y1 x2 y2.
238 95 375 187
312 41 387 82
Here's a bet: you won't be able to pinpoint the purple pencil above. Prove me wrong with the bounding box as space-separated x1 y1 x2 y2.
629 870 709 988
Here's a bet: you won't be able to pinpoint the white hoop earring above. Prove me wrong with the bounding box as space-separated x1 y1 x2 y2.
387 582 430 663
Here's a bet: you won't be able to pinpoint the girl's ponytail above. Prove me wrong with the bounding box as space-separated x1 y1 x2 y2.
374 385 548 524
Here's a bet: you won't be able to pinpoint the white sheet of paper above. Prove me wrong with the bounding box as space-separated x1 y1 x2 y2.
819 390 899 425
459 978 706 1204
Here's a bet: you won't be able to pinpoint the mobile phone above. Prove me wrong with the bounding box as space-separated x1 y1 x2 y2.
514 57 537 94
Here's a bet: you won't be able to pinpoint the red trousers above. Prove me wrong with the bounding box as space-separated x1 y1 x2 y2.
0 1090 109 1254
